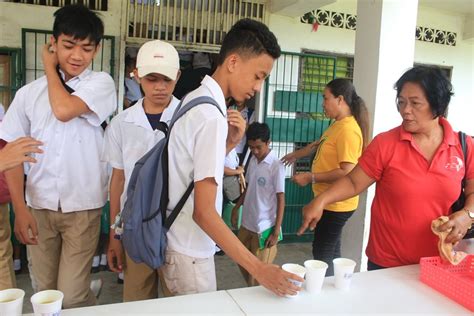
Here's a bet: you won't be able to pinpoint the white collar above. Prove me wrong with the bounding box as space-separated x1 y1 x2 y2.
259 150 275 165
200 75 227 115
123 97 179 130
58 68 92 83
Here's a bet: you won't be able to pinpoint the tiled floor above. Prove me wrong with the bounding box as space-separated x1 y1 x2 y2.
17 242 312 313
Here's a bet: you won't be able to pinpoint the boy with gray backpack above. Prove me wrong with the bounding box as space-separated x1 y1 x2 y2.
156 19 302 297
102 40 181 301
116 19 302 298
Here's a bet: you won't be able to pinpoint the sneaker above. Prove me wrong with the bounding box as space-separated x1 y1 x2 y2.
215 250 225 256
99 254 108 271
99 264 108 272
91 256 100 273
90 278 103 298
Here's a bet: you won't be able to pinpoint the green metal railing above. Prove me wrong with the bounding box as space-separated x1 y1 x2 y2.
263 51 353 242
21 29 115 84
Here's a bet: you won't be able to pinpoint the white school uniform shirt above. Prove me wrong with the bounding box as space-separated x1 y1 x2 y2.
224 149 239 170
167 75 227 258
124 77 143 102
241 150 286 234
101 96 179 210
0 69 117 212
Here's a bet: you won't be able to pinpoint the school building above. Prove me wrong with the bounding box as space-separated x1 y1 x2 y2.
0 0 472 270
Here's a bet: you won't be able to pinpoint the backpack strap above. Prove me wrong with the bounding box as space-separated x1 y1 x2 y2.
55 66 108 130
163 96 225 229
163 182 194 229
56 66 75 94
169 96 224 131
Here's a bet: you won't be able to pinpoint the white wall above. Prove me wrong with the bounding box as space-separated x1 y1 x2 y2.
415 7 474 135
268 2 357 55
266 1 474 135
0 2 124 91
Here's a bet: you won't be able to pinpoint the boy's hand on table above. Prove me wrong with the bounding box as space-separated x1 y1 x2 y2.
254 263 303 297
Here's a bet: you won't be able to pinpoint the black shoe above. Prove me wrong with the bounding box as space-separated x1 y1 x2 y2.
99 264 108 272
91 266 100 274
117 277 124 284
215 250 225 256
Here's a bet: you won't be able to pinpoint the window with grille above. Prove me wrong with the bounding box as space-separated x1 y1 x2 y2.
0 49 22 111
292 52 354 173
11 0 108 11
127 0 266 51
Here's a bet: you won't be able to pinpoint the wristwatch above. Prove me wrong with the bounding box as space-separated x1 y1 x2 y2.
466 208 474 229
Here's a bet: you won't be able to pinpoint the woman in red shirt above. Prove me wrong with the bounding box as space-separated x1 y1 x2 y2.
298 66 474 269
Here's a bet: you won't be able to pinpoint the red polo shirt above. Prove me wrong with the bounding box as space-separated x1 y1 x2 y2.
359 117 473 267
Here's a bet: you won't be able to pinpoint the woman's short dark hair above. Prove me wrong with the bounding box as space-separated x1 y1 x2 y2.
246 122 270 143
394 66 453 118
53 4 104 45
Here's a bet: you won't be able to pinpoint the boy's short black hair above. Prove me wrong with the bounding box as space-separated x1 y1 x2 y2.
125 55 136 68
53 4 104 45
217 18 281 65
395 66 453 118
246 122 270 143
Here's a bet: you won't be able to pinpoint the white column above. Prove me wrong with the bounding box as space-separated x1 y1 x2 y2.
342 0 418 271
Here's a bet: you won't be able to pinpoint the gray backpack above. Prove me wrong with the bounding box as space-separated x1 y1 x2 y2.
120 96 224 269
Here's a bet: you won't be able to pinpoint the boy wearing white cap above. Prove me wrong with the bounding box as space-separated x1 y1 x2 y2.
160 19 302 297
102 40 180 301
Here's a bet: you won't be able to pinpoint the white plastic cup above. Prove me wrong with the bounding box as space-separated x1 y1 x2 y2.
0 288 25 316
281 263 306 298
333 258 356 290
31 290 64 316
304 260 328 294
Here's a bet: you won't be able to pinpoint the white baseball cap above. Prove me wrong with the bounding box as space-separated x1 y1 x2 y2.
136 40 180 80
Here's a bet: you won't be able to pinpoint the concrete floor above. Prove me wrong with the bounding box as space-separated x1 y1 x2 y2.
16 242 312 314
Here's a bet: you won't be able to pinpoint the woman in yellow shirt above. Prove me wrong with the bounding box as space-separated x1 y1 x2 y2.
282 78 369 275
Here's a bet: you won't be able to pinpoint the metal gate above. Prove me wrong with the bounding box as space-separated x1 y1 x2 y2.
21 29 115 84
263 51 353 241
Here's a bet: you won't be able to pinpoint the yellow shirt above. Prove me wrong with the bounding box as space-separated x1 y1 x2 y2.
312 116 363 211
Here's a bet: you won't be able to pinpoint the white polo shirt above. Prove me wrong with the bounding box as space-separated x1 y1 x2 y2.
241 150 286 234
101 96 179 210
166 75 227 258
0 69 117 212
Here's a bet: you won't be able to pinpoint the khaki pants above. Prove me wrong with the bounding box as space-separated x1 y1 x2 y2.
123 252 159 301
237 226 277 287
0 203 15 290
160 249 216 296
29 208 101 309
